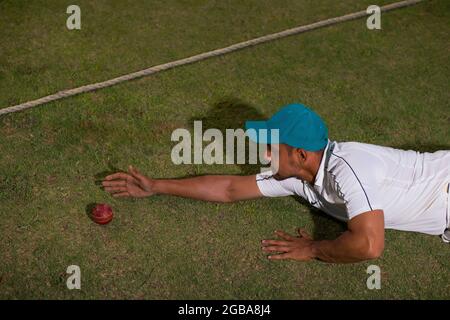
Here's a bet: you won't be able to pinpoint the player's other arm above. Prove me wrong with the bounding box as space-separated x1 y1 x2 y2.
310 210 385 262
307 164 385 262
102 165 263 203
263 210 385 263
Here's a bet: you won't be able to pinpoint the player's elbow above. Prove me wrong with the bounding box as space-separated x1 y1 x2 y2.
363 236 384 260
223 179 237 203
365 245 384 260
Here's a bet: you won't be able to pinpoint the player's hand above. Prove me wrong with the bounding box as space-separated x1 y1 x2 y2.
102 165 155 198
261 228 315 261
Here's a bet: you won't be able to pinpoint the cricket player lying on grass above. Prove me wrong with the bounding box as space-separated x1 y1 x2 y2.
102 104 450 264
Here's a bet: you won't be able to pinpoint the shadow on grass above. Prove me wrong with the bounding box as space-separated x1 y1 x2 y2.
85 202 97 221
292 196 346 240
189 97 267 175
389 143 449 153
93 163 124 187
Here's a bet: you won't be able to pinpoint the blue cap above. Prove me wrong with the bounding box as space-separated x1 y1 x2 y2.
245 103 328 151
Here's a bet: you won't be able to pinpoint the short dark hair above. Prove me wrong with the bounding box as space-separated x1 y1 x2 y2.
287 145 324 155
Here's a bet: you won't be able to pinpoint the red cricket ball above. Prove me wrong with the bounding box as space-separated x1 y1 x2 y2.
91 203 113 225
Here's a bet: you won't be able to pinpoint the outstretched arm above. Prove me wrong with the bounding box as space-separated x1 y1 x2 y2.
262 210 385 263
102 165 263 203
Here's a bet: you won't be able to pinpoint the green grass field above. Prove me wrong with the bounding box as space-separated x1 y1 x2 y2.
0 0 449 299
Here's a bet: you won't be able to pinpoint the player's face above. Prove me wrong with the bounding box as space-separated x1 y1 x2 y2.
269 144 297 180
268 144 311 181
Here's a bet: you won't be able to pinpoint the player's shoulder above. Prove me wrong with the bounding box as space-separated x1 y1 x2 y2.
328 140 385 165
327 140 387 182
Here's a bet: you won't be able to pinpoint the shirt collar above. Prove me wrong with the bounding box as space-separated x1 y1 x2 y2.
313 139 332 188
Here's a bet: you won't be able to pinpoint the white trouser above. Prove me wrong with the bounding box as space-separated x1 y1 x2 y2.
446 182 450 229
441 183 450 243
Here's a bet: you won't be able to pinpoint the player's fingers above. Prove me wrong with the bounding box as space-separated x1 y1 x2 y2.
297 228 312 240
128 165 145 181
262 246 291 253
112 191 130 198
102 180 126 187
274 230 295 241
261 240 290 247
104 186 127 193
267 252 292 260
104 172 129 181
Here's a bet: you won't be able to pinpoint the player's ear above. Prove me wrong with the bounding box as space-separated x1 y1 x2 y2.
295 148 307 162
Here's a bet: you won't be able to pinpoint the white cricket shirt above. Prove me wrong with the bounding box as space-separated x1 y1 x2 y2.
256 139 450 235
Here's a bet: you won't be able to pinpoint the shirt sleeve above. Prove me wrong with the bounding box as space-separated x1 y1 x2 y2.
255 171 306 198
334 165 383 220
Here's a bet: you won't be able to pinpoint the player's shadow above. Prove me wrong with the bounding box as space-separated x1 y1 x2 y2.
292 196 346 240
93 163 123 187
388 143 449 153
188 97 268 175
